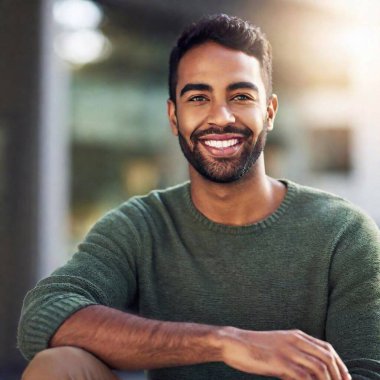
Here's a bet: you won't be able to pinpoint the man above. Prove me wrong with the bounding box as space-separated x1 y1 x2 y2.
19 14 380 380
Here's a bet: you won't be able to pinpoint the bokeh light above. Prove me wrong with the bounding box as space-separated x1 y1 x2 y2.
54 29 111 66
53 0 103 30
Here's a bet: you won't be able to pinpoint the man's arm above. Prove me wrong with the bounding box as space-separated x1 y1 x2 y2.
51 304 351 380
326 211 380 379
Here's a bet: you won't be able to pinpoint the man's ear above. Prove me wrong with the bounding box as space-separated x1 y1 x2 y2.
266 94 278 131
167 99 178 136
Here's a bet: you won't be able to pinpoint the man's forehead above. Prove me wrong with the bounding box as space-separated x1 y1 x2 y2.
176 42 264 92
179 42 260 72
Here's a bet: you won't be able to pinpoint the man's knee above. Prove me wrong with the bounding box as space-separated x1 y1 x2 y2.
22 346 118 380
23 347 74 380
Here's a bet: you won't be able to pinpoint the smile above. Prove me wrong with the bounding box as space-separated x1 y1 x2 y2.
203 139 239 148
198 134 244 157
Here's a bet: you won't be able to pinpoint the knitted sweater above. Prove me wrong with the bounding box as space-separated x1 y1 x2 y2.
18 180 380 379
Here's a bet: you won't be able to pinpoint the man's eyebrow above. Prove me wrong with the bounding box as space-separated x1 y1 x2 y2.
180 83 212 97
227 82 259 92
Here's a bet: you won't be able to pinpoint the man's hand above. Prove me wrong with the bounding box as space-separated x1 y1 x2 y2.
220 327 351 380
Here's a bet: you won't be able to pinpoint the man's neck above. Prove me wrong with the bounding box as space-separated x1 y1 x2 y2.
189 160 286 226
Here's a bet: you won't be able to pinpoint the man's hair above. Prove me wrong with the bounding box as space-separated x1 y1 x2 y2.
168 14 273 102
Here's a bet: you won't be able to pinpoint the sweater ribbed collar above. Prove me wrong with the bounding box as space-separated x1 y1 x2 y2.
183 179 297 235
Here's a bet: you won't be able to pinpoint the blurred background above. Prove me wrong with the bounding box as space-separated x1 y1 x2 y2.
1 0 380 378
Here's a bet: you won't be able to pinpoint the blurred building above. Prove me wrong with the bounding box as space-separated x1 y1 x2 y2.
1 0 379 378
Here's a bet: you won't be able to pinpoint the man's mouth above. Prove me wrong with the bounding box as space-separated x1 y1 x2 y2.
198 134 244 157
203 138 239 148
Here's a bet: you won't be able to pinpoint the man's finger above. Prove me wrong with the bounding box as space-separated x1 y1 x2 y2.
289 349 332 380
292 333 343 380
297 332 351 380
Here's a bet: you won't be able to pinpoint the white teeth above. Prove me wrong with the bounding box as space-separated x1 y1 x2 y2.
204 139 238 148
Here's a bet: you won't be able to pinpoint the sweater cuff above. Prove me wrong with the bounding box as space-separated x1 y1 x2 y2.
17 294 98 360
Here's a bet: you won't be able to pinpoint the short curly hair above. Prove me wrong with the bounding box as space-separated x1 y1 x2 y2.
168 14 273 102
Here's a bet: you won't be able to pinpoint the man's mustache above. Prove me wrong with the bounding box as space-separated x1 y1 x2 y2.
190 125 252 142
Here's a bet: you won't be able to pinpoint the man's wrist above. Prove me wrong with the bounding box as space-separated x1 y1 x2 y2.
209 325 238 363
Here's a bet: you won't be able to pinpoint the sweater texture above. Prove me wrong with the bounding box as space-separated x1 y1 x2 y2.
18 180 380 379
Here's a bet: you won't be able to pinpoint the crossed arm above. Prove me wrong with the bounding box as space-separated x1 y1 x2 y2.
50 304 351 380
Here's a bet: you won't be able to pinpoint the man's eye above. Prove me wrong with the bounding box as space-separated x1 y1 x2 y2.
232 94 253 101
188 95 207 102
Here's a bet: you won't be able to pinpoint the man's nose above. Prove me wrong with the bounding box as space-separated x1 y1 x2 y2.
207 103 236 126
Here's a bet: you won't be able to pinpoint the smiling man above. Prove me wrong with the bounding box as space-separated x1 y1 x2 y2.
19 14 380 380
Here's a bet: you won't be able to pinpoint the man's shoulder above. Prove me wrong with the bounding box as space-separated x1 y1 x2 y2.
107 181 190 222
85 182 190 243
289 180 348 205
124 181 189 211
286 179 377 229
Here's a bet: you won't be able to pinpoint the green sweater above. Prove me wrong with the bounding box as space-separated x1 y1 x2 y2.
18 180 380 379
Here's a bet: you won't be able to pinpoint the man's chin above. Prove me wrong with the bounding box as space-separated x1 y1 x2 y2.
179 132 259 184
192 163 248 184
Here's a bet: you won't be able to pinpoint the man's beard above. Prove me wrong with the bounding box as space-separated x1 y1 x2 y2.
178 123 268 183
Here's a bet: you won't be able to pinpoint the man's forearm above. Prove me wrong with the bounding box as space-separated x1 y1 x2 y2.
50 304 223 370
50 305 351 380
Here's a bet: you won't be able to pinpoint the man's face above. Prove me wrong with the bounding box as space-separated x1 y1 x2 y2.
168 41 277 183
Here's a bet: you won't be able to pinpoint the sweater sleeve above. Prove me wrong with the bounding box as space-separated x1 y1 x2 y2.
17 205 141 360
326 209 380 379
